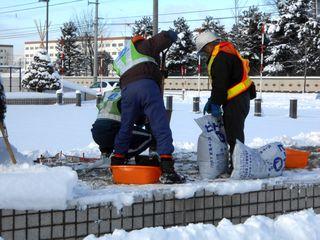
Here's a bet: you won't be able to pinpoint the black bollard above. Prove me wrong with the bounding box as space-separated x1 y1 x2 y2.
166 96 173 111
193 97 200 112
254 98 262 117
76 91 81 107
289 99 297 119
96 93 102 106
56 91 63 105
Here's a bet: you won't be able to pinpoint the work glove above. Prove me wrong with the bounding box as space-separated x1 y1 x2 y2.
203 98 212 115
203 98 222 117
167 30 178 42
210 103 222 117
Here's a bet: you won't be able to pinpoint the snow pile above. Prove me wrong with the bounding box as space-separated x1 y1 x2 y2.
61 79 97 95
0 164 78 210
84 209 320 240
71 168 320 211
0 140 32 165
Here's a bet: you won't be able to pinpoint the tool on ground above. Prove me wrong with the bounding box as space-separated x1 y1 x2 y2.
0 122 17 164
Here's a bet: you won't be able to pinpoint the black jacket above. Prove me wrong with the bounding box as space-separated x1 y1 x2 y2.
209 51 245 105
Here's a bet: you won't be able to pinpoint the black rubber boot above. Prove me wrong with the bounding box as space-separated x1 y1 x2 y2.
135 154 160 166
159 157 186 184
110 153 127 166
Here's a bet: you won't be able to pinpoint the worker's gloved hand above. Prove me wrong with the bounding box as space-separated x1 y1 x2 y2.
210 103 222 117
167 30 178 42
203 98 212 115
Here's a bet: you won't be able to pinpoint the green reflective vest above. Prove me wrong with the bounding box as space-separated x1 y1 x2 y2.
96 88 121 122
113 40 157 76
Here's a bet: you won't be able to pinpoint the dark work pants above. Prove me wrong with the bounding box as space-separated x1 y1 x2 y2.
222 90 250 156
91 119 152 158
114 79 174 155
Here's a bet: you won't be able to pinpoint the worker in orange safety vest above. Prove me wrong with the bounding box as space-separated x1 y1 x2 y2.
195 30 257 172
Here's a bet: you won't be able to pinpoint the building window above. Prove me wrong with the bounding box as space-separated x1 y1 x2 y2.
112 52 117 55
50 54 53 56
106 43 110 47
50 46 54 49
118 43 123 47
35 47 39 49
30 47 34 50
112 43 116 47
25 54 29 57
25 47 29 50
30 54 33 57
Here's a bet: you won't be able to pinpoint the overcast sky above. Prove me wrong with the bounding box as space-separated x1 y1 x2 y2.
0 0 272 57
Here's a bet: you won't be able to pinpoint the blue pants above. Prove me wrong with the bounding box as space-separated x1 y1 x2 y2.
114 79 174 155
91 119 152 158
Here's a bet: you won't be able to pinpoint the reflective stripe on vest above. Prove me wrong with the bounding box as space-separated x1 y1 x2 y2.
113 40 157 76
207 42 252 101
97 89 121 121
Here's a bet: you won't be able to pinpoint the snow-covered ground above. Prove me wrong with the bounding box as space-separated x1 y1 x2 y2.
84 209 320 240
5 91 320 158
1 91 320 239
0 91 319 211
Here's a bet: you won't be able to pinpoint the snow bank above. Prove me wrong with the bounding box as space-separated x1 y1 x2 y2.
0 164 78 210
249 132 320 148
61 79 97 95
0 140 32 165
84 209 320 240
72 168 320 211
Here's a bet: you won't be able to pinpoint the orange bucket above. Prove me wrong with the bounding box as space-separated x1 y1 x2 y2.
111 165 162 184
285 148 310 169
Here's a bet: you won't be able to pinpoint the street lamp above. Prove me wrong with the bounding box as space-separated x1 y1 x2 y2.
39 0 49 52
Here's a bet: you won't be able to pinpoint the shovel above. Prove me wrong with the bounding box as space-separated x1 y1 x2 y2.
0 121 17 164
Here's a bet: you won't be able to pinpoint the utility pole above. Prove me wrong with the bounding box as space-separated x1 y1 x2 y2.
153 0 158 36
234 0 239 27
39 0 49 52
88 0 99 83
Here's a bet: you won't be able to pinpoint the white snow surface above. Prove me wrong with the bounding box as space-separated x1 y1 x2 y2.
5 91 320 156
0 164 78 210
1 91 320 210
71 168 320 210
84 209 320 240
61 79 97 95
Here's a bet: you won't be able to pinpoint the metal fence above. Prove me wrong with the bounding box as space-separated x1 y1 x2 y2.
1 184 320 240
0 66 22 92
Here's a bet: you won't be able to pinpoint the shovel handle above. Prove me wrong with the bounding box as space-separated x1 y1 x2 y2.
0 122 17 164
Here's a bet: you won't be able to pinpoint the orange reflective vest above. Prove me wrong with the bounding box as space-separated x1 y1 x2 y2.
207 42 252 101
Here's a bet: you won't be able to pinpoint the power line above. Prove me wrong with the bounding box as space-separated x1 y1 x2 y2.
0 3 276 33
104 3 276 20
0 1 39 10
0 0 85 15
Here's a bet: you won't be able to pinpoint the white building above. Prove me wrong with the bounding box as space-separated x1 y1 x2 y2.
0 44 13 66
24 36 130 69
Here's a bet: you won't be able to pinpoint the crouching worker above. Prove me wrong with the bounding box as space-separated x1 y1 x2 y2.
112 30 185 184
91 88 155 167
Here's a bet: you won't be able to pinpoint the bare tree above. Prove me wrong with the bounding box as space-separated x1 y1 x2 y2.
73 10 106 76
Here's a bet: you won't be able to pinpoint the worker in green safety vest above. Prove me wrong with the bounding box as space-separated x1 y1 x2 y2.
91 88 155 165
